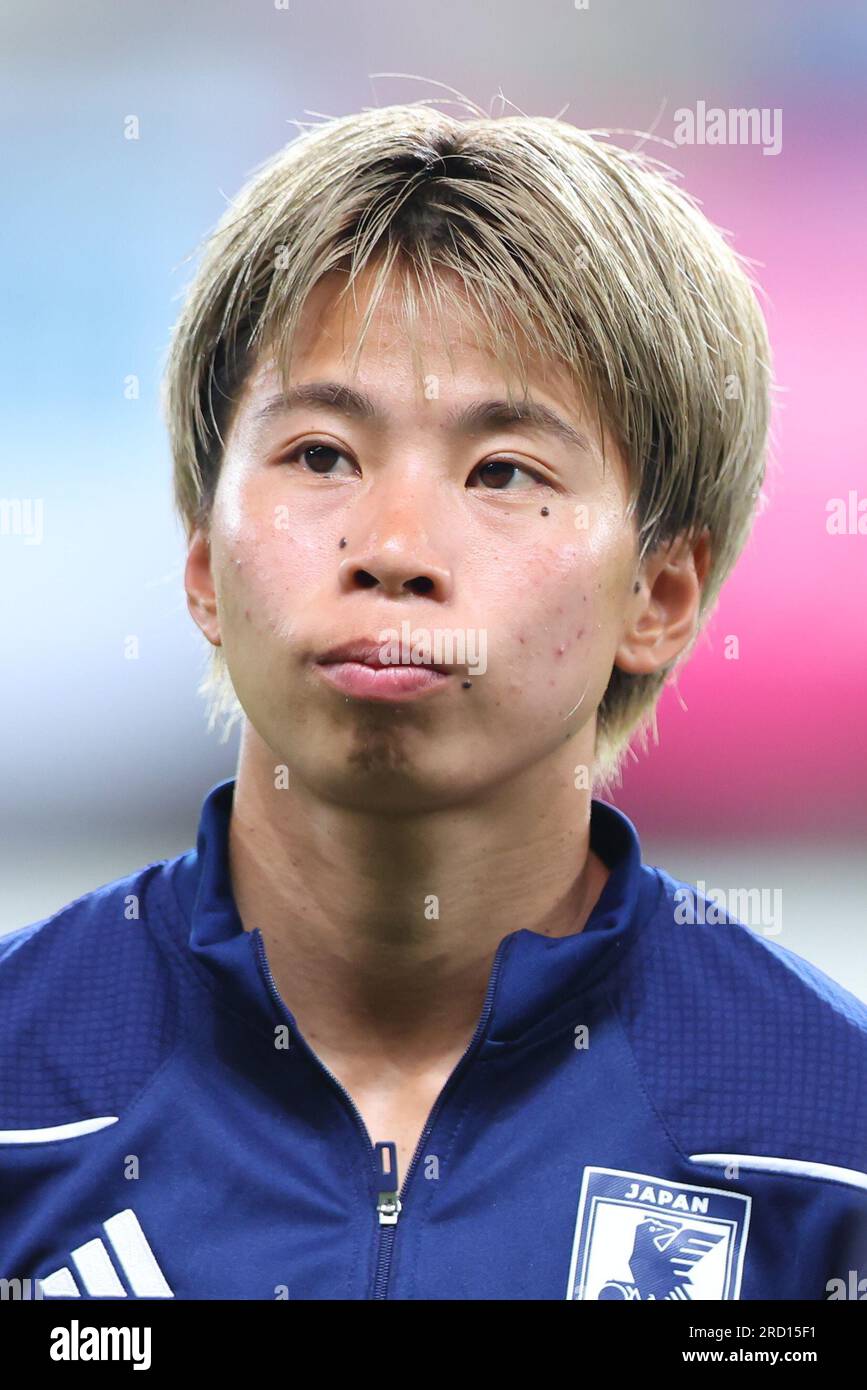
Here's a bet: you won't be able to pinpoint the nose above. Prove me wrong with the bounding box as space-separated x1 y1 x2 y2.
337 489 453 602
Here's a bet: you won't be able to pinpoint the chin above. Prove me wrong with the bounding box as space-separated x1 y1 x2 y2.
296 748 474 814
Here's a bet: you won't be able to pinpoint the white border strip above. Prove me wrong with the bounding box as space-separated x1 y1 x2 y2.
0 1116 118 1144
690 1152 867 1192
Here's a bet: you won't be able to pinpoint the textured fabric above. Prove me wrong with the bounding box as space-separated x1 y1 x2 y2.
0 778 864 1301
608 875 867 1173
0 867 179 1125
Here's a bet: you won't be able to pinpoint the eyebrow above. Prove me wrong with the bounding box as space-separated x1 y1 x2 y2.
249 380 595 455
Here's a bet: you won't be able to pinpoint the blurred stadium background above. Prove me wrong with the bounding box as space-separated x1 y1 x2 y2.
1 0 864 998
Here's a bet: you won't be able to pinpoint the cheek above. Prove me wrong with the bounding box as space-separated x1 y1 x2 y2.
507 536 626 690
211 504 306 644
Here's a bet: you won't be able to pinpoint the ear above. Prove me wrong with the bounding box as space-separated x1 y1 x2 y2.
184 525 222 647
614 527 712 677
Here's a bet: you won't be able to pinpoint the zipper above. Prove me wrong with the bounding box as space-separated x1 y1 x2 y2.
371 1140 401 1299
253 927 510 1299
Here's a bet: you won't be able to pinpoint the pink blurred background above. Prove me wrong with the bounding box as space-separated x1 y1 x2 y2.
620 121 867 837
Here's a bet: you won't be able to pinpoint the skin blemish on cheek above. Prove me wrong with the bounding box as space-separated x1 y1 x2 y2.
555 644 567 656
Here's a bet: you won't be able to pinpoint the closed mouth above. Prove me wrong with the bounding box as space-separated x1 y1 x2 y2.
316 638 453 674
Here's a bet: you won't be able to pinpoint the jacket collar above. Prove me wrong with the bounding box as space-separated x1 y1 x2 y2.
169 778 661 1045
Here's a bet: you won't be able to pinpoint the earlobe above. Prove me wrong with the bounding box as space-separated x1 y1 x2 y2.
184 527 222 647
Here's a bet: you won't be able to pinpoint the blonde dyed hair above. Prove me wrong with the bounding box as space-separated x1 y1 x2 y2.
162 99 773 788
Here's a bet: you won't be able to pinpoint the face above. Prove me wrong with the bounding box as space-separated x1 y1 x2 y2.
186 268 644 812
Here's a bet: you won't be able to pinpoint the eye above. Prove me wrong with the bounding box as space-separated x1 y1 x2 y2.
467 459 548 491
278 441 358 477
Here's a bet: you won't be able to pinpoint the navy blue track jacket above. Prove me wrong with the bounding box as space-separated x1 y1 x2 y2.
1 778 865 1300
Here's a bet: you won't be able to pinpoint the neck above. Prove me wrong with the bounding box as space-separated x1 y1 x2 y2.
228 722 609 1071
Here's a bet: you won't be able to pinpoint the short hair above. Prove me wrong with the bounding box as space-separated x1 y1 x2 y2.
161 101 773 787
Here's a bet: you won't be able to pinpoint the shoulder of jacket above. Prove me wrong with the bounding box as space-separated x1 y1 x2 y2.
609 864 867 1179
0 859 184 1129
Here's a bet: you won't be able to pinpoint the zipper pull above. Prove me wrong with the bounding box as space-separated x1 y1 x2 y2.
374 1141 402 1225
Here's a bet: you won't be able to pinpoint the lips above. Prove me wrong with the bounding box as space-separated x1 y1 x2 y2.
316 638 452 673
313 636 455 702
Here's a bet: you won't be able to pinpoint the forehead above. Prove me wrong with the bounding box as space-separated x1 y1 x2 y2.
295 264 523 355
246 264 590 419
